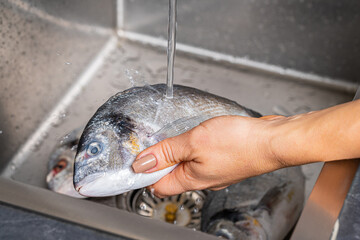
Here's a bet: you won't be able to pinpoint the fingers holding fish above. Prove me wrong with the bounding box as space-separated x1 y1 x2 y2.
150 162 206 198
140 115 283 197
133 131 193 173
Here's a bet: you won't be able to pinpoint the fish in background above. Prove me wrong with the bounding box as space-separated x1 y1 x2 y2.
46 129 118 207
46 129 86 198
73 84 261 197
201 167 305 240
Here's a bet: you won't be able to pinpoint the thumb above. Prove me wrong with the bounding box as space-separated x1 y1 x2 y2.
132 132 192 173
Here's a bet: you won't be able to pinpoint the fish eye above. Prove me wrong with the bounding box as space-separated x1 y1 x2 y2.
87 142 102 156
53 158 68 174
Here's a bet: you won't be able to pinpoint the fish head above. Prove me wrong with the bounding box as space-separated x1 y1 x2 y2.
47 129 85 198
74 113 143 197
47 155 85 198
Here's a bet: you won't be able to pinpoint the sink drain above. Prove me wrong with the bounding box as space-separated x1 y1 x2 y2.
116 189 207 230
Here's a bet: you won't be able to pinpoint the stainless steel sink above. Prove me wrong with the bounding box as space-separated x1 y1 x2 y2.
0 1 357 239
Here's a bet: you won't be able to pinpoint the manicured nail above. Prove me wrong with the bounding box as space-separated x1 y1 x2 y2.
132 154 157 173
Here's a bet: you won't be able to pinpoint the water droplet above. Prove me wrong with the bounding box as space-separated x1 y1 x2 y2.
193 207 199 213
225 188 229 194
192 228 196 231
0 130 2 134
173 220 177 225
65 62 71 65
124 68 145 87
60 134 70 144
179 205 184 211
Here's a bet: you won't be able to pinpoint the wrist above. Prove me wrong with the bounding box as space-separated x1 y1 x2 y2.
266 117 295 168
267 111 324 168
260 117 291 170
244 116 289 174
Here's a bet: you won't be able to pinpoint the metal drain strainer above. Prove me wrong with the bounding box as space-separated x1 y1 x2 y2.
116 188 207 230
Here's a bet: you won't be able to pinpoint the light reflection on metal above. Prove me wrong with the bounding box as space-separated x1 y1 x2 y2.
291 160 359 240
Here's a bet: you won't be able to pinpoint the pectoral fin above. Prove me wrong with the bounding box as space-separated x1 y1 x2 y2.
151 115 210 141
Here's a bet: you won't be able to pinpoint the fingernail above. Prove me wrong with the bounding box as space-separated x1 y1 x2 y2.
132 154 157 173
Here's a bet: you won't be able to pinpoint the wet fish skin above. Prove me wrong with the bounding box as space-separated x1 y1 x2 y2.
46 129 85 198
74 84 261 197
201 167 305 240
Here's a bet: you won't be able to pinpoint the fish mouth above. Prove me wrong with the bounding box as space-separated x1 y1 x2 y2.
47 170 86 199
74 171 134 197
74 172 106 196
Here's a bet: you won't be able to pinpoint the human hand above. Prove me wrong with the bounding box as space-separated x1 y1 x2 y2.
132 115 285 198
132 100 360 198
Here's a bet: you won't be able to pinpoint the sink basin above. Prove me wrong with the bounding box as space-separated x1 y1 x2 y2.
0 1 356 239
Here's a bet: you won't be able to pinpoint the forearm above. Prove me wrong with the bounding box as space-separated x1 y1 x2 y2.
269 100 360 167
135 101 360 196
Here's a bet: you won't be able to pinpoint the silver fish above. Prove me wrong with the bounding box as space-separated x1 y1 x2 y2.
47 129 85 198
201 167 305 240
74 84 261 197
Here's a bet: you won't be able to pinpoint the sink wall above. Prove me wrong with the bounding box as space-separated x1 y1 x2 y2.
0 0 115 170
0 1 357 239
124 0 360 83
